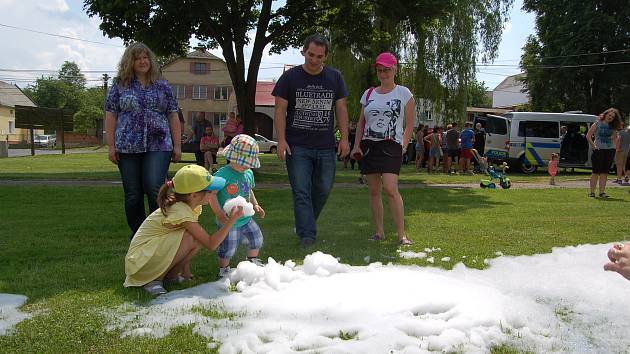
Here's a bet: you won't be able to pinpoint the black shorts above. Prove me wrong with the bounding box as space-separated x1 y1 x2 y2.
447 148 459 158
591 149 615 174
359 139 403 175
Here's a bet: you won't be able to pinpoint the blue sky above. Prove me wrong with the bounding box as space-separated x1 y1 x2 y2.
0 0 534 90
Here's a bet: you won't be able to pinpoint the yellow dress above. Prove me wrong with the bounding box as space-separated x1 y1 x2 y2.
124 202 202 287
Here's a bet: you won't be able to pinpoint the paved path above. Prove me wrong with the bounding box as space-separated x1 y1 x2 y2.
1 179 627 190
7 146 106 158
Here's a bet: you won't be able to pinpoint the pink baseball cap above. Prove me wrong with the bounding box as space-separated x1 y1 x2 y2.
374 52 397 68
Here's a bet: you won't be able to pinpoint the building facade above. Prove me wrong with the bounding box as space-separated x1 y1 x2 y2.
162 50 234 140
0 81 39 143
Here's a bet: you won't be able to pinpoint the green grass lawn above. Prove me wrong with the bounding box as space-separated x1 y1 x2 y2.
0 151 593 184
0 184 624 352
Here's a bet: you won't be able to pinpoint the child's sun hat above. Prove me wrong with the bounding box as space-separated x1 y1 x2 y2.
172 165 226 194
224 134 260 169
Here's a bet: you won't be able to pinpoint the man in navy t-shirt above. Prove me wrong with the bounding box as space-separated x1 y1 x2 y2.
272 33 350 247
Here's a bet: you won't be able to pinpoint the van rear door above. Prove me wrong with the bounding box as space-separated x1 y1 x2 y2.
483 115 509 161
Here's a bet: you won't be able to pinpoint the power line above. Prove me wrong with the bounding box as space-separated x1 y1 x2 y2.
0 23 124 48
540 48 630 60
0 66 286 74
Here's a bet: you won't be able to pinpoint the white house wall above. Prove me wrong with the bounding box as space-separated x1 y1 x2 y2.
492 85 529 108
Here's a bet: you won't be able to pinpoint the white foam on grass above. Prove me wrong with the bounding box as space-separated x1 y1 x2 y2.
107 243 630 353
0 294 30 336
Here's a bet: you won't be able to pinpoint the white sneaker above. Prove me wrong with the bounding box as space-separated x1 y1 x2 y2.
218 266 231 279
143 280 167 296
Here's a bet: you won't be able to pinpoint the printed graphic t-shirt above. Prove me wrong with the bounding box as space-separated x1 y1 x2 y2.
359 85 413 145
272 65 348 149
214 165 255 228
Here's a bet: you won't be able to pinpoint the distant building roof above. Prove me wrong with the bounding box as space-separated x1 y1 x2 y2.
0 81 36 108
161 49 225 70
256 81 276 106
187 49 223 61
494 73 526 91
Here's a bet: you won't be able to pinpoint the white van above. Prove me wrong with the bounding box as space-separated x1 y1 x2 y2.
474 112 597 173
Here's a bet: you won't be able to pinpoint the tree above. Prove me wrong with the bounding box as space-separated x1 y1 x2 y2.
26 77 70 109
74 87 105 133
521 0 630 116
467 79 492 108
405 0 513 123
58 61 87 89
326 0 512 124
84 0 341 134
25 62 104 134
84 0 475 133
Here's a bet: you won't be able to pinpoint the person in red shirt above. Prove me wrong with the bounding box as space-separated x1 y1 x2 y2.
200 126 220 172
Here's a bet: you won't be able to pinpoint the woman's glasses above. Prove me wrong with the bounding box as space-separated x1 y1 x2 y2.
376 67 393 74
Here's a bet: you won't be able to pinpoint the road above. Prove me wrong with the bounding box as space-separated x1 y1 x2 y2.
7 146 106 158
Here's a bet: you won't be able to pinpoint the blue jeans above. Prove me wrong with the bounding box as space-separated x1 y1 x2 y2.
192 140 204 166
118 151 172 234
286 146 336 241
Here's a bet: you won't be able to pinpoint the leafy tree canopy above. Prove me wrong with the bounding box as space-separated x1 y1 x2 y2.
521 0 630 116
58 61 87 89
84 0 475 132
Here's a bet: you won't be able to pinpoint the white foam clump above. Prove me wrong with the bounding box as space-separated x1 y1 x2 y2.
0 294 30 335
399 251 427 259
302 251 350 276
108 244 630 354
223 196 255 217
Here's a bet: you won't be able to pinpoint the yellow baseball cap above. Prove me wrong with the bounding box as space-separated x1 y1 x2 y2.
172 165 226 194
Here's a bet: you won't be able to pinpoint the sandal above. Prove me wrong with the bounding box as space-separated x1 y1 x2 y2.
399 238 413 246
368 234 385 241
589 192 596 198
599 193 609 199
165 275 189 284
143 280 167 296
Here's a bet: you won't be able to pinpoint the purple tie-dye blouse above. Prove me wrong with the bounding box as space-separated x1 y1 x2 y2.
105 79 179 153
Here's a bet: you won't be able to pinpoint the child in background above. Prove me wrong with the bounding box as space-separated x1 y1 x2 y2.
209 134 266 278
200 126 220 172
124 164 243 296
548 152 559 185
414 124 425 171
424 126 443 173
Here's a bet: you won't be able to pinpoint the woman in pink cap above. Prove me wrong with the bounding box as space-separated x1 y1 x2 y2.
350 52 415 245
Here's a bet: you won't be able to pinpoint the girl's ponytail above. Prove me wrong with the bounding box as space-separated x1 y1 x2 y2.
157 180 189 216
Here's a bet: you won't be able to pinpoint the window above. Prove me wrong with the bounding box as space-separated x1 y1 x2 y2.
214 86 229 100
213 112 227 126
9 120 16 134
172 85 185 99
518 121 558 138
194 62 207 74
486 116 508 135
192 85 208 100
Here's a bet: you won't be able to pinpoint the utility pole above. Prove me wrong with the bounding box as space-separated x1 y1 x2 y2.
99 73 110 144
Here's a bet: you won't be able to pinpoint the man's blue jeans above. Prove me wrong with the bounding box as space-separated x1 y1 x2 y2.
286 146 336 241
118 151 172 234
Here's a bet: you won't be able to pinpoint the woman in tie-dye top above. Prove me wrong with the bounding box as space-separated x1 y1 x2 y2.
105 42 181 236
586 108 622 198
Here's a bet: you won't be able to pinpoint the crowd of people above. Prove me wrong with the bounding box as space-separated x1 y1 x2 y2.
105 38 630 296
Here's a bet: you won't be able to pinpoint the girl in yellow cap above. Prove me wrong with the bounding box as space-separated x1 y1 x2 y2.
124 164 243 296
